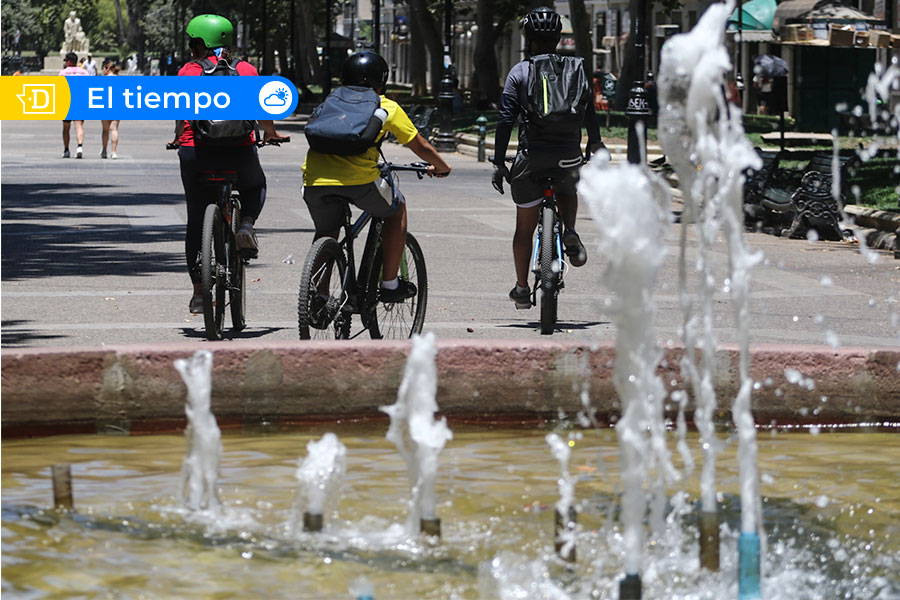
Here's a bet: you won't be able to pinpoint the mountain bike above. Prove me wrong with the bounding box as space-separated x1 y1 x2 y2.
501 154 569 336
533 179 567 335
297 162 430 340
167 138 287 340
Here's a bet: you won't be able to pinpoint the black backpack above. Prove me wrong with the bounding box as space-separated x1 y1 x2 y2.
304 86 388 155
525 54 589 147
190 57 258 147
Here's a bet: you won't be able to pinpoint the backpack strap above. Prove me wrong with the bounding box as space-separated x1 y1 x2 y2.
193 56 240 75
192 57 217 74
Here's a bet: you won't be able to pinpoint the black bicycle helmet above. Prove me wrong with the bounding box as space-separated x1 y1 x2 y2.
523 7 562 40
341 51 390 91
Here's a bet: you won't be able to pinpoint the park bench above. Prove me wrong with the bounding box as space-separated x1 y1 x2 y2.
744 150 859 240
383 104 437 144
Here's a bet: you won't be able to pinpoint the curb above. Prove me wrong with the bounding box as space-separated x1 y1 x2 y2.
844 205 900 253
2 341 898 437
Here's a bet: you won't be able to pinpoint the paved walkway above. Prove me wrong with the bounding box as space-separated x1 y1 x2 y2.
2 119 899 348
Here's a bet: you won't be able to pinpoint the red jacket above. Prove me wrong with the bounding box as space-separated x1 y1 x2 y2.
177 57 258 147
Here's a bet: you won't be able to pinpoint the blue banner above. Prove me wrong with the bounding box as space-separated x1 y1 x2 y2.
62 76 298 120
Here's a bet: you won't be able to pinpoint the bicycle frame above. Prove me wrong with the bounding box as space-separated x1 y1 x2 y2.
530 181 566 302
204 174 240 221
331 206 384 329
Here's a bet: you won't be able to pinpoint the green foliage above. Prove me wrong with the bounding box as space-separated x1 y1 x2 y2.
743 113 797 133
90 0 123 53
847 156 900 210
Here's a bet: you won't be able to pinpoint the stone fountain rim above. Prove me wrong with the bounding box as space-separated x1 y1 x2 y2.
2 340 899 438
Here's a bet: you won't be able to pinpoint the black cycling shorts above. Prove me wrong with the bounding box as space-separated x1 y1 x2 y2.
509 151 582 208
303 177 405 234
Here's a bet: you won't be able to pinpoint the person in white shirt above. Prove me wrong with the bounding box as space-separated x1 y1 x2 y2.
82 53 98 75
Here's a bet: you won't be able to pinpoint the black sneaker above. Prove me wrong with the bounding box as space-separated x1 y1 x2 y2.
236 224 259 259
563 230 587 267
380 280 417 303
509 285 531 309
189 294 204 314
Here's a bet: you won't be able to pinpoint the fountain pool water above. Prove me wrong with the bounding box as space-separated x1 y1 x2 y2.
2 425 898 598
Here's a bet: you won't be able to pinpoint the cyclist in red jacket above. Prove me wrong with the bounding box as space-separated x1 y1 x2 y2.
169 14 287 314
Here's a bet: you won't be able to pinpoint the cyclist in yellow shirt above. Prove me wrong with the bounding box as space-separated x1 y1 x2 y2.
302 51 451 302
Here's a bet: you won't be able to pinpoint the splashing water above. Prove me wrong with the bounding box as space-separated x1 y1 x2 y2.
860 62 900 355
296 433 347 518
546 433 576 517
381 332 453 532
579 152 679 576
173 350 222 513
546 433 578 557
657 3 764 544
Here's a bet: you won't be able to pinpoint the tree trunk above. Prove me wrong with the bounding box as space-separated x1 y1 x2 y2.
114 0 127 45
473 0 502 106
297 0 322 86
568 0 593 71
408 0 443 96
126 0 145 68
407 3 428 95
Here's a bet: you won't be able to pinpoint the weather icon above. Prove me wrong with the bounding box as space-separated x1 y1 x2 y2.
263 87 289 106
258 81 294 115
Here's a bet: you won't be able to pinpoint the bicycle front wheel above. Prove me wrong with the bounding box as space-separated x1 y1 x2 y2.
298 237 351 340
201 203 226 340
539 207 559 335
367 232 427 339
229 203 246 332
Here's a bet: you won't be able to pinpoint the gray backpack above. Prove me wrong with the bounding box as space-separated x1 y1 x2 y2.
304 86 388 155
525 54 589 147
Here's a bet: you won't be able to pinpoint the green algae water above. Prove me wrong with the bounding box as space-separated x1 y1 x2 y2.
3 425 899 599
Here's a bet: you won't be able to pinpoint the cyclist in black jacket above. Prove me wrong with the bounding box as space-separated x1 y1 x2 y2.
491 6 605 310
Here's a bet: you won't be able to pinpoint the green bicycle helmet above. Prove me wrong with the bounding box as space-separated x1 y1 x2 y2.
186 14 234 49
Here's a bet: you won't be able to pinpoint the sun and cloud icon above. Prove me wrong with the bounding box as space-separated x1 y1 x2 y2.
263 87 289 106
258 81 294 115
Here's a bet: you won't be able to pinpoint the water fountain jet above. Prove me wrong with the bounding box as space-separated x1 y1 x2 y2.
296 432 346 533
657 1 765 590
173 349 222 514
580 148 676 597
381 332 453 539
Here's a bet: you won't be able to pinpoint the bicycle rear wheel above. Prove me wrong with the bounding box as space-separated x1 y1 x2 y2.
539 207 559 335
367 232 427 339
229 203 246 332
201 203 226 340
298 237 351 340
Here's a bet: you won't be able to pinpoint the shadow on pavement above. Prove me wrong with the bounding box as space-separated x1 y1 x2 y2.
178 326 288 340
1 320 65 346
498 319 608 331
2 182 185 281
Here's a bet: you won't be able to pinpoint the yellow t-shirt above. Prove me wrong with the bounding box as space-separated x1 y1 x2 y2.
302 96 419 187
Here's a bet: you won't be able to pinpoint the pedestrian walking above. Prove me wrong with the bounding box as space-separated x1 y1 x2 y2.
100 61 121 158
59 52 89 158
83 53 98 75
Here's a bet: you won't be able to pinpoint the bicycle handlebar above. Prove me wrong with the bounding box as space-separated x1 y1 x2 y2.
381 162 432 179
257 136 291 147
165 137 290 150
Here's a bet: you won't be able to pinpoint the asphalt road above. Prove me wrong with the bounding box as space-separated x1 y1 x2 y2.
2 119 899 348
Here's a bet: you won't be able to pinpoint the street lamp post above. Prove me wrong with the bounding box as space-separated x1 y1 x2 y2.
625 0 651 165
373 0 381 53
324 0 333 95
736 0 745 104
433 0 457 152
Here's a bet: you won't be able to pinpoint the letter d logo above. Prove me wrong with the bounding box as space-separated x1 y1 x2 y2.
18 84 56 114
